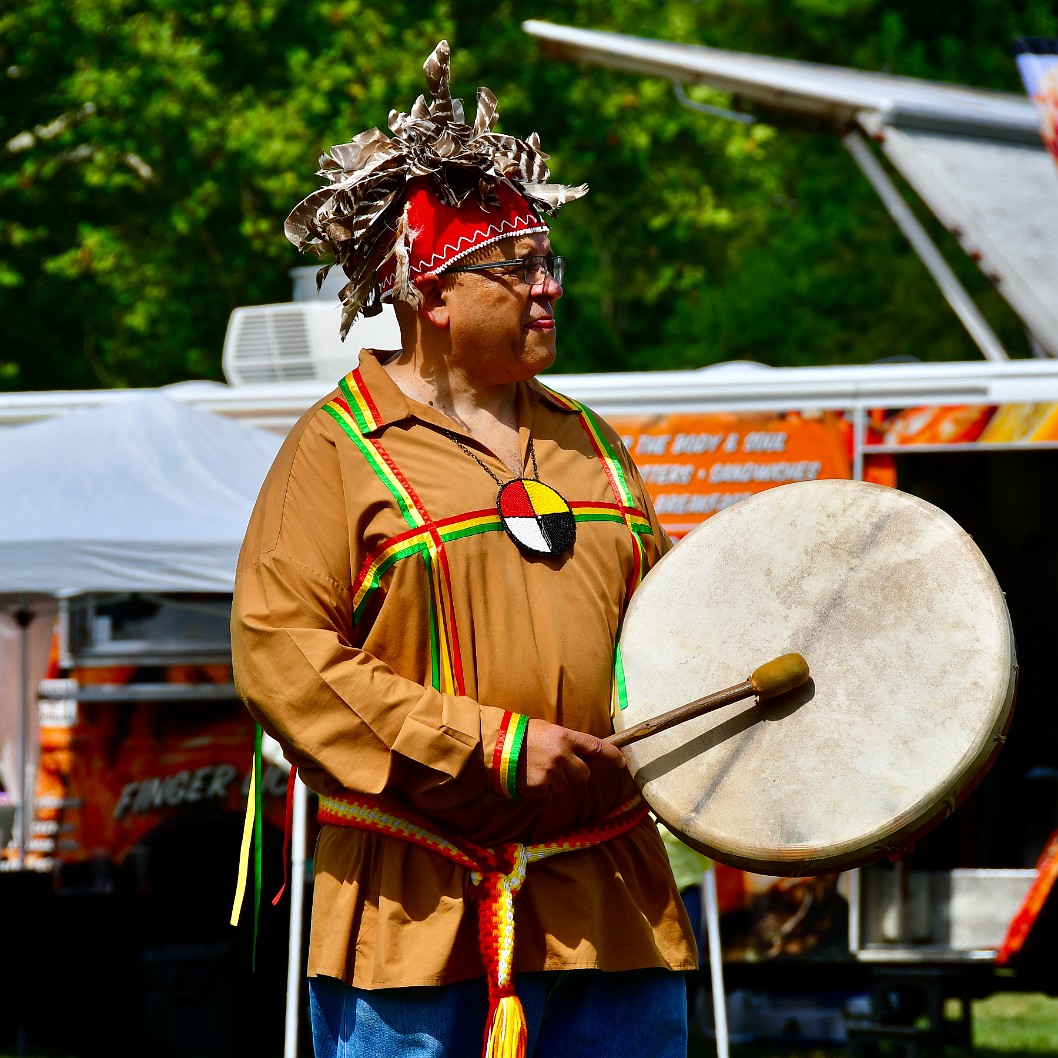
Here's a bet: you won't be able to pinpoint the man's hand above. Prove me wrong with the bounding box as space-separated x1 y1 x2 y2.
520 718 627 799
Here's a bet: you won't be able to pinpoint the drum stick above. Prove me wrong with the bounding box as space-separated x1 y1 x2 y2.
607 653 809 749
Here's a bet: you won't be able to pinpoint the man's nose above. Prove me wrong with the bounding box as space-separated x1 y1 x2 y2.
534 272 563 299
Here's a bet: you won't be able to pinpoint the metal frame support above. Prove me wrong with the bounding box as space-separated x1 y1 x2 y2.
703 862 730 1058
852 404 867 482
672 81 755 125
283 775 309 1058
15 604 33 868
842 129 1009 362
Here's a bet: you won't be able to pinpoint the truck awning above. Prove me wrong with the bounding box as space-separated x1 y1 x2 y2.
522 21 1058 357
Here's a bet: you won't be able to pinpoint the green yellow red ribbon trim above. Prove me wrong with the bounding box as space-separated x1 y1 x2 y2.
492 712 529 799
349 501 651 622
326 375 467 698
613 642 629 713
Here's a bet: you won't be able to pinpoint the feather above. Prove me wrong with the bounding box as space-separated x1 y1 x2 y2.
284 187 337 249
389 202 423 311
423 40 455 125
473 87 499 137
521 182 589 211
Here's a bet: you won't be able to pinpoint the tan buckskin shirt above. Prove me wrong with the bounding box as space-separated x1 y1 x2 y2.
232 349 697 988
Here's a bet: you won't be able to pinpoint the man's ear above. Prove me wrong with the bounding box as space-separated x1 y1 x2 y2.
414 274 449 329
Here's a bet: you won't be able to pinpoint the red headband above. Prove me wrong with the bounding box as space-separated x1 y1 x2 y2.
378 180 549 299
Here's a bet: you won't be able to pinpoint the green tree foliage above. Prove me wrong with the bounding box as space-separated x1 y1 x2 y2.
1 0 1055 390
0 0 453 388
648 0 1058 367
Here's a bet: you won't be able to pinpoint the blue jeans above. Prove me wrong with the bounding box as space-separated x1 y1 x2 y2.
309 968 687 1057
680 885 705 1017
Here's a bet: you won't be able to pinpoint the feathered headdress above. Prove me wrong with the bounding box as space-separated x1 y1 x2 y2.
284 40 588 338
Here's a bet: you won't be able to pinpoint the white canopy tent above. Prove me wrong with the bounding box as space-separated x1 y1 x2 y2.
0 392 282 597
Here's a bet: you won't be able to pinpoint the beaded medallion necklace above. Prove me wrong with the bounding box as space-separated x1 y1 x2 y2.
438 427 575 558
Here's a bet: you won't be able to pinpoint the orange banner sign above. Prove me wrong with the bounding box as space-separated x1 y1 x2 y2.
609 410 853 537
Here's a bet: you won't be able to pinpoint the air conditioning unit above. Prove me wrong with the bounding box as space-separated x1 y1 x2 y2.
222 301 401 386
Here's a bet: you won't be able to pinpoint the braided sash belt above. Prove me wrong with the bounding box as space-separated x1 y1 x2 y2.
317 790 650 1058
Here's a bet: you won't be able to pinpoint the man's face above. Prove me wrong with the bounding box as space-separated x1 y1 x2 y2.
440 232 563 385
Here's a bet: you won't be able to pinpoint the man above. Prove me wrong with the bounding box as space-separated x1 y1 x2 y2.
232 41 696 1058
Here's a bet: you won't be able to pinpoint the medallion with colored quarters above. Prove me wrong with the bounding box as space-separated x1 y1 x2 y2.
496 478 576 557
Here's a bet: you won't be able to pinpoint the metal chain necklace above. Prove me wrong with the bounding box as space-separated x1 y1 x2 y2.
438 427 576 558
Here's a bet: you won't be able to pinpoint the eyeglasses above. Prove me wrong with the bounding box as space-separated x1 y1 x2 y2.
444 254 566 288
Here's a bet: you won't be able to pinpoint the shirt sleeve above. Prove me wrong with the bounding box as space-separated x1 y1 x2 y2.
231 411 525 810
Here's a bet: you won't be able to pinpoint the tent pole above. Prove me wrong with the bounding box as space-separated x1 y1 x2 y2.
703 862 730 1058
15 604 33 868
284 773 308 1058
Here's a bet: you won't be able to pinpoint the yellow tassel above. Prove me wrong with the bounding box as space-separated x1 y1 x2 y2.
229 764 256 926
484 994 527 1058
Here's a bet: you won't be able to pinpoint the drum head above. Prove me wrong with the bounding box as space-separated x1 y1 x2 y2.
616 479 1016 875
